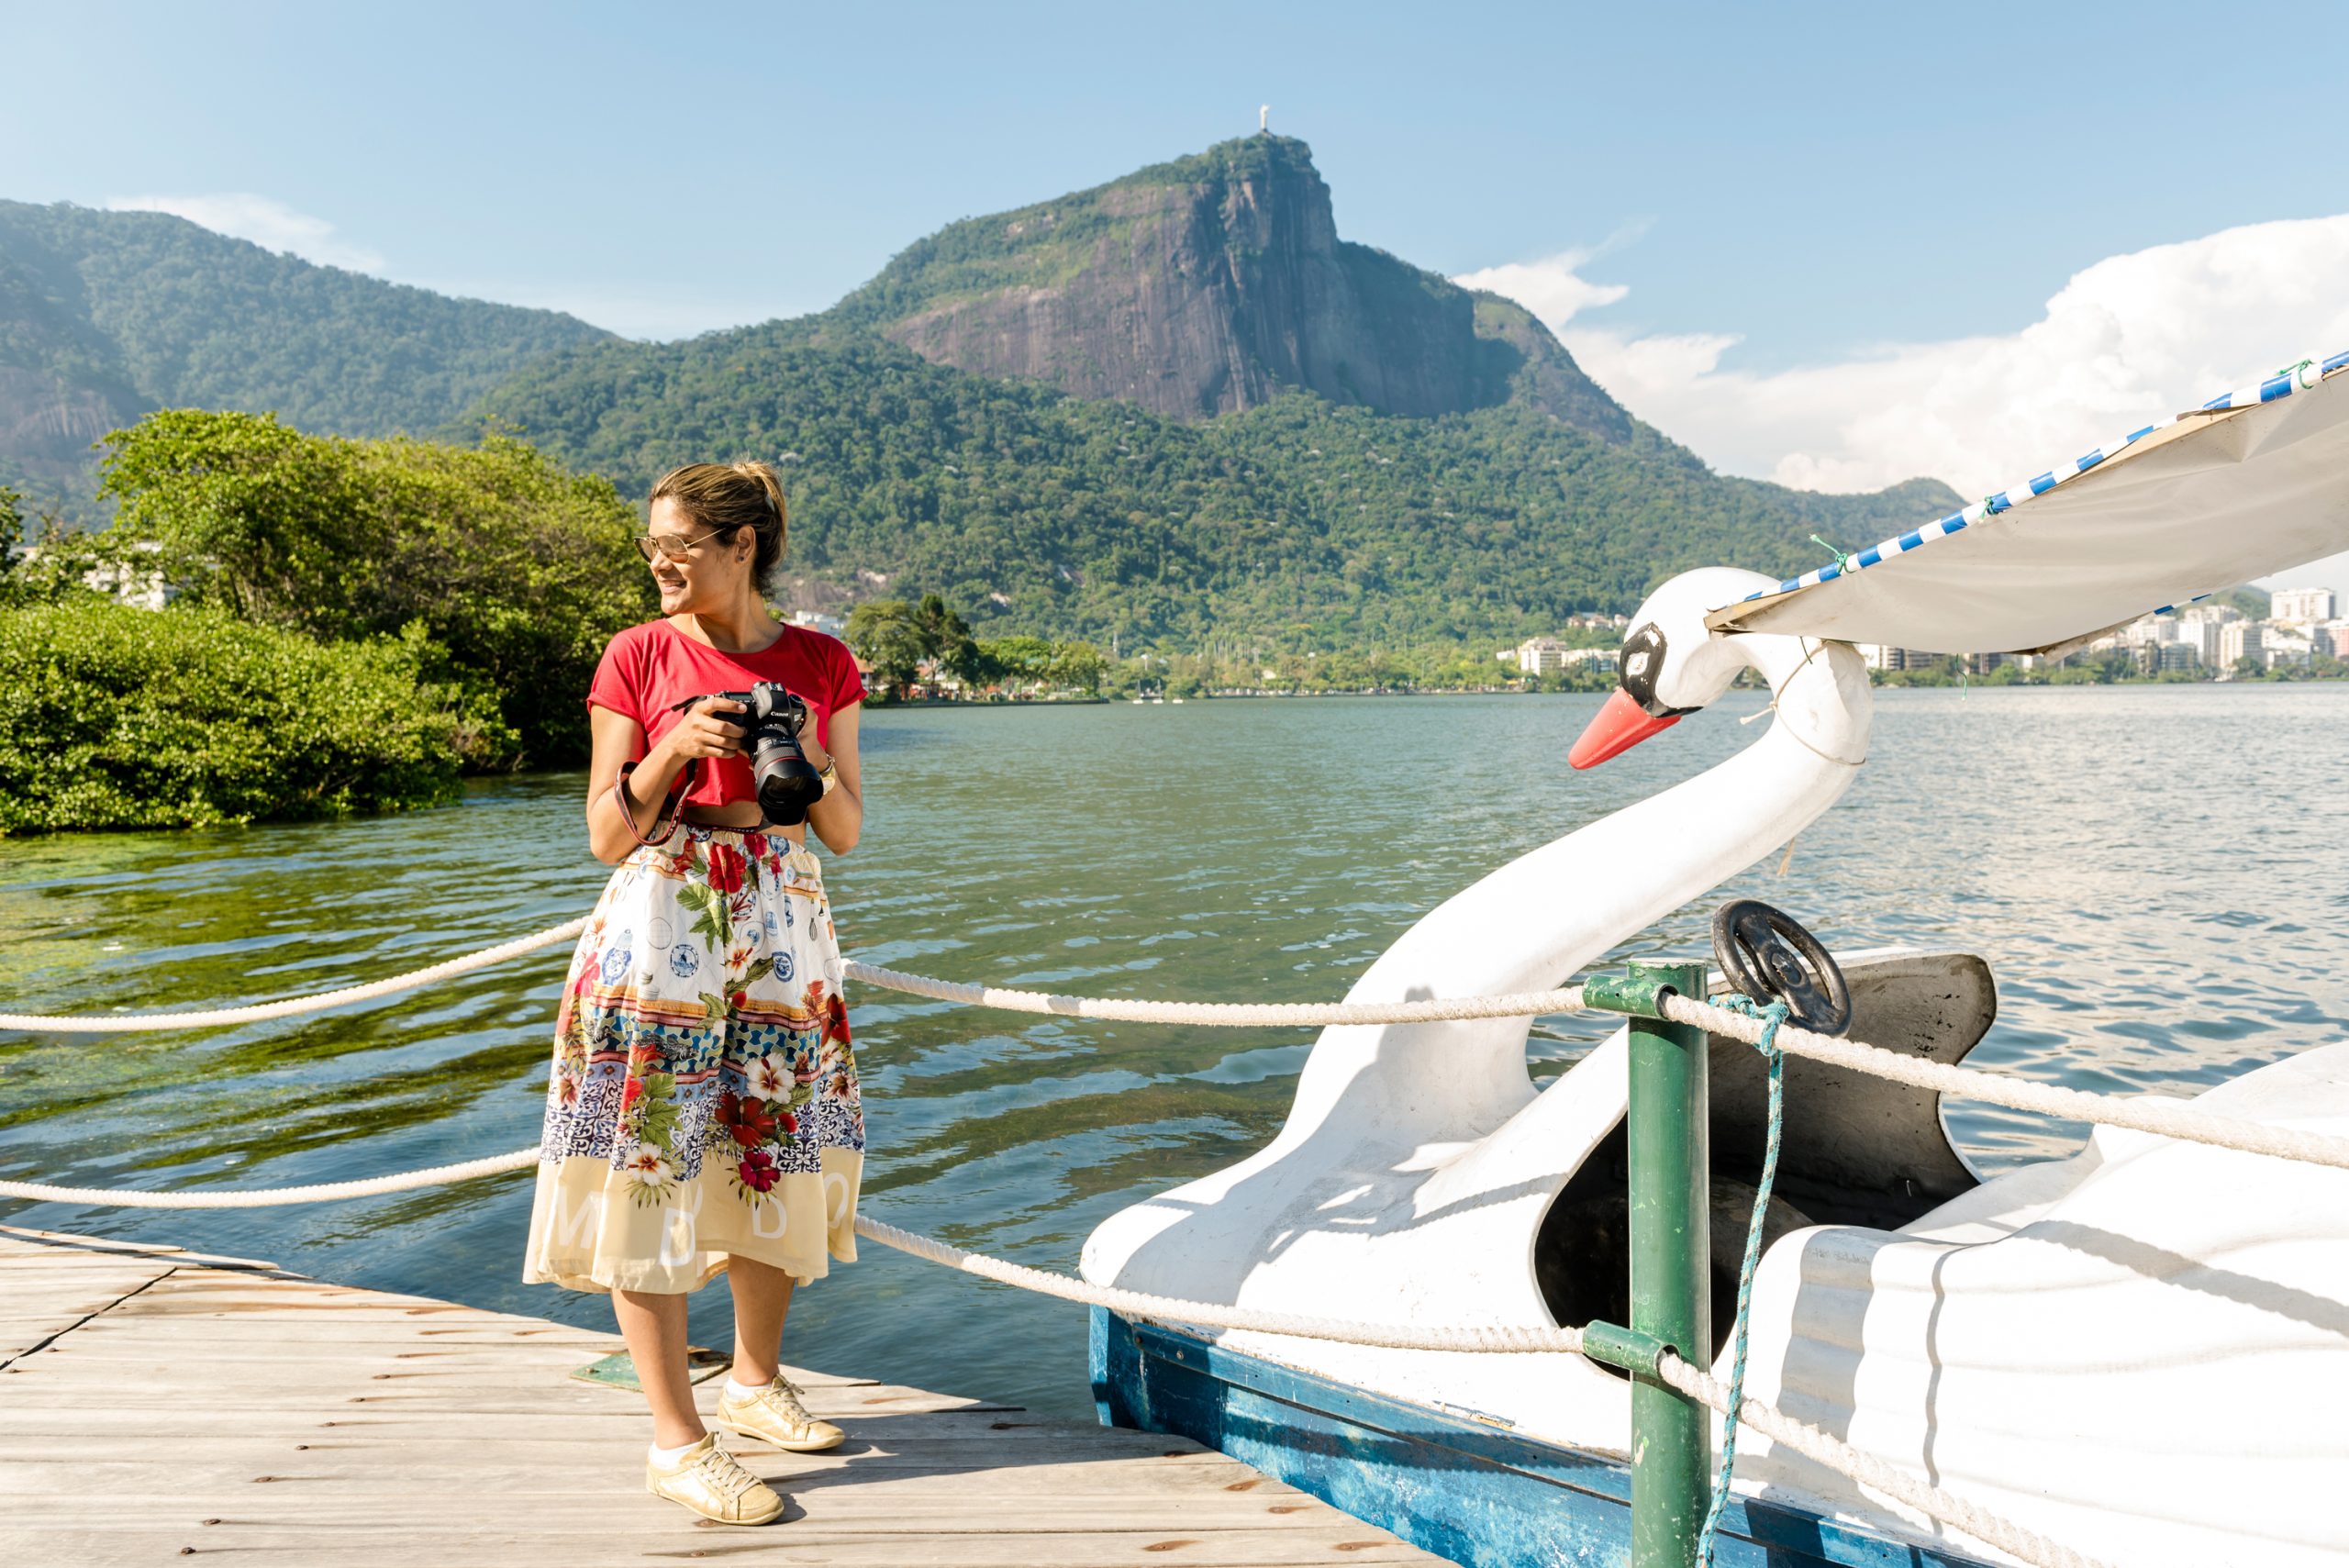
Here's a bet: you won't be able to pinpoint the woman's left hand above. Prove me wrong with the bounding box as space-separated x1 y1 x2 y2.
800 733 831 773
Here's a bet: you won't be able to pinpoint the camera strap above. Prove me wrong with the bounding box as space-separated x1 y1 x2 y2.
607 758 698 849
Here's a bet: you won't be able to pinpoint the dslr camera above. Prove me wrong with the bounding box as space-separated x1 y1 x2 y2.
710 682 824 825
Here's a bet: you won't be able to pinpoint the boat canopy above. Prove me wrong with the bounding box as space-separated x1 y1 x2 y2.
1707 350 2349 654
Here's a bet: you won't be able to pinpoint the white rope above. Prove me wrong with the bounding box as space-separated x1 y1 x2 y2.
12 920 2349 1184
0 919 588 1033
0 1148 541 1208
839 960 1590 1027
15 931 2349 1174
1664 993 2349 1173
848 1214 1587 1354
847 963 2349 1171
0 1150 2135 1568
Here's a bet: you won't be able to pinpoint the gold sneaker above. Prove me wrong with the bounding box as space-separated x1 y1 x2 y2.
644 1433 785 1525
716 1373 845 1453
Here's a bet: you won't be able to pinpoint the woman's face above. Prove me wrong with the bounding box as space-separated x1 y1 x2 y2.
646 496 752 616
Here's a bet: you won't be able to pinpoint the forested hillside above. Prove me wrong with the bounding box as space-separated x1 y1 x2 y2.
0 201 607 510
473 327 1957 651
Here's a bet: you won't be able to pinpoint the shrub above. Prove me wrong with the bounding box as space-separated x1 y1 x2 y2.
0 598 513 833
97 411 652 766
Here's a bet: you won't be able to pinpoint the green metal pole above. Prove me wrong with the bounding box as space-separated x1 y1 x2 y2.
1625 960 1709 1568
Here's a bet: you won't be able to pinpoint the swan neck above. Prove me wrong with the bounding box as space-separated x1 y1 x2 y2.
1747 636 1870 766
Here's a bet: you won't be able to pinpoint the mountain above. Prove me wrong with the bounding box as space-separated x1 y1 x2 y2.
823 136 1631 439
0 201 608 510
465 133 1957 647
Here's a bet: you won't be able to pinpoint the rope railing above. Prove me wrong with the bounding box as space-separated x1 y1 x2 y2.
5 921 2311 1565
0 1144 2109 1568
8 920 2349 1172
1667 992 2349 1173
0 919 588 1033
838 959 1594 1027
0 928 2221 1568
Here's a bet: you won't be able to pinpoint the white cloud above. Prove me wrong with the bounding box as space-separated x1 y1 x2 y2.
1452 249 1629 330
1460 216 2349 500
106 193 387 274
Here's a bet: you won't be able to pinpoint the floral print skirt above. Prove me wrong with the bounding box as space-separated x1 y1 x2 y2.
522 825 864 1295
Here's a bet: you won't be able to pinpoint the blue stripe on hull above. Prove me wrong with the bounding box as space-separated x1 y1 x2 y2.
1091 1308 1995 1568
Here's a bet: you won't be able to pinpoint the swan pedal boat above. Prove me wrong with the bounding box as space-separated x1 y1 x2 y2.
1080 562 2349 1568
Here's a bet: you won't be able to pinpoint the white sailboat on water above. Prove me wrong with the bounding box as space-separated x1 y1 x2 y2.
1083 350 2349 1567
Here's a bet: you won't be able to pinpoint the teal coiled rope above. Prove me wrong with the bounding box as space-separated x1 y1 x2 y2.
1695 996 1791 1567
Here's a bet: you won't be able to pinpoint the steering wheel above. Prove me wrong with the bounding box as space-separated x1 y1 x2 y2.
1709 899 1852 1034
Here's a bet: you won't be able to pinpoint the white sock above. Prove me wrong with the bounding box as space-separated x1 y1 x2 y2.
648 1437 700 1465
723 1376 768 1401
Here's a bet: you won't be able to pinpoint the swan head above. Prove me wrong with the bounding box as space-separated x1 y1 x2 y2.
1569 566 1790 768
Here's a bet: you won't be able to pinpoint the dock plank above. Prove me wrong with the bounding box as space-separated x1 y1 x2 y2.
0 1226 1454 1567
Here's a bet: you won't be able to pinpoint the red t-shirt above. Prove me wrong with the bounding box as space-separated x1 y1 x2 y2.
587 619 865 811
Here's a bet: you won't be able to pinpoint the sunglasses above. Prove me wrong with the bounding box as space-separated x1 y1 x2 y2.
633 528 725 562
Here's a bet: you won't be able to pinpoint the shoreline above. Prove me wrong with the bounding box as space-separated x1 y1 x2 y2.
872 677 2349 707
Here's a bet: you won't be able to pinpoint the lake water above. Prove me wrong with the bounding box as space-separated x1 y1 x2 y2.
5 686 2347 1422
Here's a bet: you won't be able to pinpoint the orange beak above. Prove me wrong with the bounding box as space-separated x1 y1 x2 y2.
1569 687 1682 769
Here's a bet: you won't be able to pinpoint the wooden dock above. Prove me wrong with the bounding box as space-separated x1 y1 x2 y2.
0 1225 1453 1567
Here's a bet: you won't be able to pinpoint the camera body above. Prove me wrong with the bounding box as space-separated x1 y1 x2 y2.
711 682 824 825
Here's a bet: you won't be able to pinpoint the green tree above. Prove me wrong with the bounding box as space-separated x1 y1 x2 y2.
978 635 1055 688
844 599 929 700
97 410 650 764
1047 640 1108 695
915 592 985 684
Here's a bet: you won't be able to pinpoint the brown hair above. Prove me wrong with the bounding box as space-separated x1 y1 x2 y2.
649 461 787 591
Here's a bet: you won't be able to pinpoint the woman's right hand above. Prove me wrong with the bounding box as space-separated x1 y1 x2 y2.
652 696 750 766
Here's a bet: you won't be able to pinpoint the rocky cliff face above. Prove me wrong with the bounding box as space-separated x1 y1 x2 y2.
840 137 1631 439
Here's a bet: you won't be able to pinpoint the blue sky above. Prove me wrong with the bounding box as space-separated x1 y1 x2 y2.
6 0 2349 581
5 2 2340 351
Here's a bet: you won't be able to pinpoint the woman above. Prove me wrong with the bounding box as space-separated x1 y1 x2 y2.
522 461 866 1526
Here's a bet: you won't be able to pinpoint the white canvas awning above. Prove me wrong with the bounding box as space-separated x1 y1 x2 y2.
1707 353 2349 654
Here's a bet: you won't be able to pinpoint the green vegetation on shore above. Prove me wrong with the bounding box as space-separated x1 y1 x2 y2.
0 599 504 833
1 413 649 831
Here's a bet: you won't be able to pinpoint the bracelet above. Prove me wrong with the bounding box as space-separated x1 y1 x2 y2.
606 759 698 848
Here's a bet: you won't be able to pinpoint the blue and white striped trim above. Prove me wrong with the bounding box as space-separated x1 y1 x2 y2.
1738 348 2348 604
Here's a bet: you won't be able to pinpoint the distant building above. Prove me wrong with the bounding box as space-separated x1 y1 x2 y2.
1560 647 1618 673
788 609 848 640
2327 625 2349 659
2218 621 2266 670
1857 644 1927 672
1965 651 2005 676
1514 637 1566 675
2171 618 2221 667
2271 587 2338 624
2153 642 2199 673
2264 631 2313 670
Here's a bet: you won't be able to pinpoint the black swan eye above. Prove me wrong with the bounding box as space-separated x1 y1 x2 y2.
1620 623 1670 713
